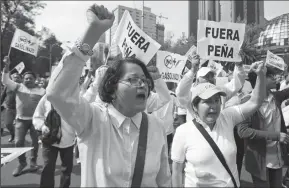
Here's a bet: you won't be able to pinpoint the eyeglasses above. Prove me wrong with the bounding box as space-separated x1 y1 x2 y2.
119 77 151 87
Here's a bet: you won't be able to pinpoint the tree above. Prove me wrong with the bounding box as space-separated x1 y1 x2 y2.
1 0 46 72
236 18 266 65
36 27 62 76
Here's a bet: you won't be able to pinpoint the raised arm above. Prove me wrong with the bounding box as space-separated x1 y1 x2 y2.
221 63 246 102
82 66 108 103
79 70 92 96
238 62 266 120
2 57 20 91
176 55 200 109
46 5 115 135
146 78 170 113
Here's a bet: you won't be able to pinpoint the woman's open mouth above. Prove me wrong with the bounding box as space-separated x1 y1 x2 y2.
136 93 146 101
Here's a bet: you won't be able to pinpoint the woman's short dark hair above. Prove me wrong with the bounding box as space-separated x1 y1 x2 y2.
192 96 202 111
98 58 154 103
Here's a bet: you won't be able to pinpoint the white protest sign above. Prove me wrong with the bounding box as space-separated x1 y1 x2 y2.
185 45 197 63
10 28 39 57
156 51 187 83
1 147 33 166
265 50 285 71
197 20 245 62
14 62 25 74
114 10 161 65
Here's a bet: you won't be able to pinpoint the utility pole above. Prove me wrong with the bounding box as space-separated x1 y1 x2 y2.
142 0 144 30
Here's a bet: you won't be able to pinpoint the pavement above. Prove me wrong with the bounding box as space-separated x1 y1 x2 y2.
0 129 284 188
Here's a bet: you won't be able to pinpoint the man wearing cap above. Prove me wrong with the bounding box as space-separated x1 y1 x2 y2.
176 55 246 122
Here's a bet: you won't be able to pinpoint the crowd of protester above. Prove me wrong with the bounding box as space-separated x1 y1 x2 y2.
1 4 289 188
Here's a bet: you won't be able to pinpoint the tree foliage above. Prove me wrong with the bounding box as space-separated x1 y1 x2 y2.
1 0 46 73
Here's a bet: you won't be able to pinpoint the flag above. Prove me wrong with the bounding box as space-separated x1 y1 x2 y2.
14 62 25 74
10 28 39 56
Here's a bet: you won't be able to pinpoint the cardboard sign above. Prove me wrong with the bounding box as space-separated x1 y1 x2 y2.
157 51 187 83
14 62 25 74
185 45 197 63
197 20 245 62
10 29 39 57
265 50 285 71
1 147 33 165
114 10 161 65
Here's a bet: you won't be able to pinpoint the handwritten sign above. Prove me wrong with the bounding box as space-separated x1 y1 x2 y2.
157 51 187 83
266 50 285 71
197 20 245 62
10 29 39 57
114 10 161 65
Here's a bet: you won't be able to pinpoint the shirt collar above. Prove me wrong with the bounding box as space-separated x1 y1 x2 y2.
107 104 142 129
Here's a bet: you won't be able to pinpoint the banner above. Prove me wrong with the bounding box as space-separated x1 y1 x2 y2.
185 45 197 63
114 10 161 65
14 62 25 74
10 29 39 57
265 50 285 71
197 20 245 62
156 51 187 83
1 147 33 166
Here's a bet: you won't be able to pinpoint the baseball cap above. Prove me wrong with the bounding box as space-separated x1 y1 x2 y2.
190 83 227 103
196 67 215 78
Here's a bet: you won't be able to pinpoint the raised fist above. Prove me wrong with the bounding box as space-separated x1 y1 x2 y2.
251 61 266 76
86 4 115 32
147 66 161 80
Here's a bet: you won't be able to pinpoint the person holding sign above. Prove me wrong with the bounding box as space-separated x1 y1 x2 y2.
45 4 171 187
171 62 267 187
2 57 45 177
236 66 289 188
176 55 246 122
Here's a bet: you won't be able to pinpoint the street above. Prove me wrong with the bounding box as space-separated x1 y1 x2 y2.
1 129 255 187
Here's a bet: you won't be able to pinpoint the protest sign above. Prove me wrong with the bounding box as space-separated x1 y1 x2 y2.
1 147 33 166
197 20 245 62
157 51 187 83
14 62 25 74
10 29 39 57
114 10 161 65
265 50 285 71
185 45 197 63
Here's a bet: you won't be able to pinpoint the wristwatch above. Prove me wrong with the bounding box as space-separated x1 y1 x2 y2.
75 40 93 56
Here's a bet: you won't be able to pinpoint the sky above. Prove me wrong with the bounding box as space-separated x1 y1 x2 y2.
34 1 289 43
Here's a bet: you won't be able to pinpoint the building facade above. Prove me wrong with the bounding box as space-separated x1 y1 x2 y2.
107 5 157 57
156 24 165 45
189 0 265 37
